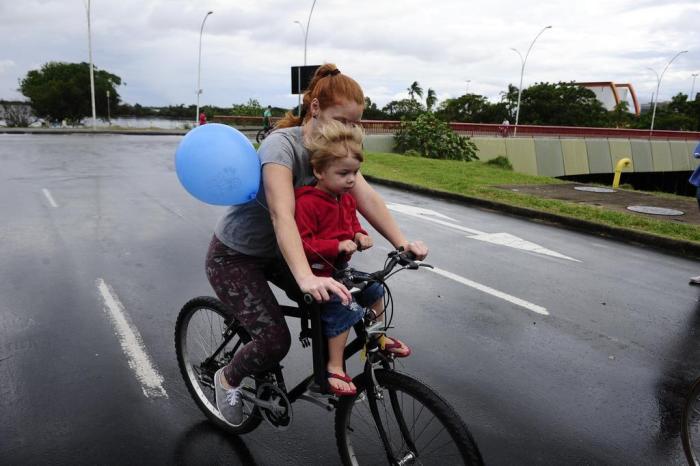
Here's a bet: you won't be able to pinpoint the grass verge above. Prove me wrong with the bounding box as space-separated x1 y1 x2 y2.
361 151 700 244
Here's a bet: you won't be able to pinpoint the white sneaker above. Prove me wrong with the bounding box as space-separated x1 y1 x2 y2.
214 368 244 426
690 276 700 285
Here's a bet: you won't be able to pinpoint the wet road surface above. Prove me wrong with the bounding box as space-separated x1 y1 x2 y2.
1 134 699 464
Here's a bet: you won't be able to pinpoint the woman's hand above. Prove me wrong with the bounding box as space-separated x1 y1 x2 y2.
403 240 428 261
298 274 352 305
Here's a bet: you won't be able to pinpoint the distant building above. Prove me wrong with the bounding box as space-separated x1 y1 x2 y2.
574 82 640 115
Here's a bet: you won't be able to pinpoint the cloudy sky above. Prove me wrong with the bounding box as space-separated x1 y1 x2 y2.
1 0 699 110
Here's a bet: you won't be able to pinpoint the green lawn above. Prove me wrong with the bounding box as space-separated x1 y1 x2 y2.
361 151 700 244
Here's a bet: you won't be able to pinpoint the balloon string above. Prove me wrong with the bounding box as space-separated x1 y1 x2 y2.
254 198 342 275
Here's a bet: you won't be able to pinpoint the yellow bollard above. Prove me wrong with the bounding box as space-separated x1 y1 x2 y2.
612 157 632 189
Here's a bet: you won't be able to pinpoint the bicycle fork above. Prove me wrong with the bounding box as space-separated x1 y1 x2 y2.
363 346 419 465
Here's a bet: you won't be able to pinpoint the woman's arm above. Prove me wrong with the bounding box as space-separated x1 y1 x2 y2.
351 172 428 259
264 164 352 303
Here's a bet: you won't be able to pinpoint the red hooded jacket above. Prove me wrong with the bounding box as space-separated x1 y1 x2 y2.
294 186 367 277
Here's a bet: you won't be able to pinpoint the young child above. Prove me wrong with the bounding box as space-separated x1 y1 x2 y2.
294 120 410 396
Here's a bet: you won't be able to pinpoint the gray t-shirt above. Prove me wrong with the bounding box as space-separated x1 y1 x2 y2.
214 126 316 257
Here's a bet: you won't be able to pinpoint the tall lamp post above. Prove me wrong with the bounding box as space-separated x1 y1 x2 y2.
510 25 552 136
106 89 111 125
293 0 317 117
84 0 97 130
648 50 688 134
196 11 213 126
465 80 471 95
691 73 699 101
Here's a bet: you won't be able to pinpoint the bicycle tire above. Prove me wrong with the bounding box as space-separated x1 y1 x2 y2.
175 296 262 435
334 369 483 465
683 376 700 465
256 129 266 143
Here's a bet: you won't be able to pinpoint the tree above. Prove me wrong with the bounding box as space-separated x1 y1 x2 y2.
425 88 437 112
407 81 423 101
634 93 696 131
504 81 610 127
435 94 508 123
382 98 424 120
0 101 35 127
19 61 121 123
231 98 263 116
363 97 389 120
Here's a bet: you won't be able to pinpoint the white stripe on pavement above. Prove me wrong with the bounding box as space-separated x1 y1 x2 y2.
427 266 549 316
42 188 58 208
96 278 168 398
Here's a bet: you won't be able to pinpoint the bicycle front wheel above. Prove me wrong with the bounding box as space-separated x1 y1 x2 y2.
683 377 700 465
256 129 266 143
334 369 483 465
175 296 262 434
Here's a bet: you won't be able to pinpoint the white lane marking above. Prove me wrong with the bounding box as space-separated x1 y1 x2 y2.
96 279 168 398
387 202 579 262
469 232 580 262
385 203 458 222
428 266 549 316
387 203 482 234
42 188 58 208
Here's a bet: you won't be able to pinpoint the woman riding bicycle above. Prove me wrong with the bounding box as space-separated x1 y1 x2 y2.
205 63 428 426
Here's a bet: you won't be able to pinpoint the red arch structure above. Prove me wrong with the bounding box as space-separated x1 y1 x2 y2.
575 81 640 116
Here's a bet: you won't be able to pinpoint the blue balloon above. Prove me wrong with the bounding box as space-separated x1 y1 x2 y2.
175 123 260 205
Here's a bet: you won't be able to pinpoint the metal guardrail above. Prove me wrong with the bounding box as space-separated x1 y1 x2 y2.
213 115 700 140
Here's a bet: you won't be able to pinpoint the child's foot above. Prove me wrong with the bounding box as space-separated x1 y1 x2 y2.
379 335 411 358
326 370 356 396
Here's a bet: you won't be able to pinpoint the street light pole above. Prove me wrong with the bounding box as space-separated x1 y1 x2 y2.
196 11 213 126
293 0 317 117
293 21 305 116
691 73 699 101
106 89 111 125
84 0 97 130
649 50 688 134
465 80 471 95
510 25 552 136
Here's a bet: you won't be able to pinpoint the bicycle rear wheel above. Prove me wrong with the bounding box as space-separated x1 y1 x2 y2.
683 377 700 465
334 369 483 465
175 296 262 434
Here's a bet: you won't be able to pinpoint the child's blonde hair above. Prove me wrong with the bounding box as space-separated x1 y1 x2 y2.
306 120 365 174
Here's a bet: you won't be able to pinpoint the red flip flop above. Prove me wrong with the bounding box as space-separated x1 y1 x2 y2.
380 335 412 358
327 371 357 396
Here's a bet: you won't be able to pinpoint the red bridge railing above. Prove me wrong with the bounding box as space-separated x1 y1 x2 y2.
213 115 700 140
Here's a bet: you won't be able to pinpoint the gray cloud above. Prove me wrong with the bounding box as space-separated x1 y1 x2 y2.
1 0 698 108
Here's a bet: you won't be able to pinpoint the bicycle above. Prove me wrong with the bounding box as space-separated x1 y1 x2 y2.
256 126 273 143
683 376 700 465
175 249 484 465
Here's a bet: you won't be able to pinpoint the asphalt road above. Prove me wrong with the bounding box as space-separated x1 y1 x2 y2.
1 134 699 465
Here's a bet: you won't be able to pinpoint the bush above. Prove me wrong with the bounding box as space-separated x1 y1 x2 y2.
485 156 513 170
394 113 478 161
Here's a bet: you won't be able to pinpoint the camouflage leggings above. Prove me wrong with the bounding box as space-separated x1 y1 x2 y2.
205 235 292 387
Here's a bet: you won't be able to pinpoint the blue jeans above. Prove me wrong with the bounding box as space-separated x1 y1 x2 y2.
320 282 384 337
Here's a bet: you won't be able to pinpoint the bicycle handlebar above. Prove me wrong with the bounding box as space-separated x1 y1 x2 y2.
301 248 431 304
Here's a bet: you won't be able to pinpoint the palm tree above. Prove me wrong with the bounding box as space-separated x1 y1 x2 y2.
426 88 437 111
407 81 423 101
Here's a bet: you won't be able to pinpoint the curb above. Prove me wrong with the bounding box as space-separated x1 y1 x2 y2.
363 175 700 260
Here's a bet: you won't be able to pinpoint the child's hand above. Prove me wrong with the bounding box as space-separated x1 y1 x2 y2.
354 233 373 251
338 239 358 256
